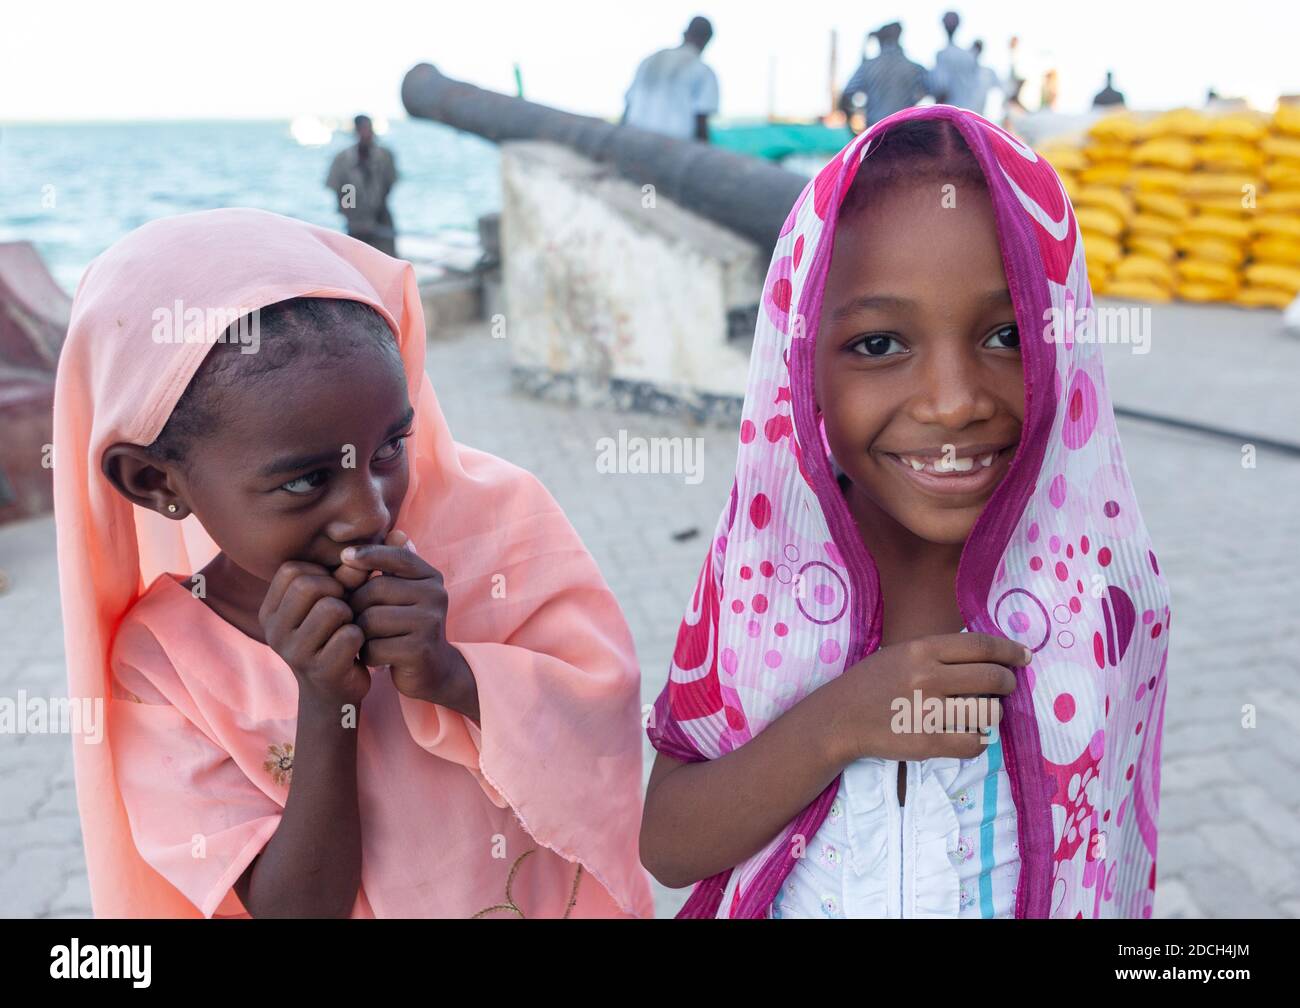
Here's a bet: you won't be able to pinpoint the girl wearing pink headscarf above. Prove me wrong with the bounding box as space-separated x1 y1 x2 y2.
55 208 653 918
641 107 1170 919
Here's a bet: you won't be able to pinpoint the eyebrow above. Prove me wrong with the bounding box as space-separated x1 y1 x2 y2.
256 405 416 478
828 288 1012 323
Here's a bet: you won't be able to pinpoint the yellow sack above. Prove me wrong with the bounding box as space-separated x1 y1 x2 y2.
1133 168 1188 192
1076 205 1126 238
1180 173 1260 197
1176 280 1237 302
1088 114 1141 144
1105 278 1173 302
1235 285 1294 309
1191 194 1255 218
1182 214 1254 243
1079 163 1131 187
1086 142 1132 164
1204 113 1268 144
1244 262 1300 293
1075 186 1133 220
1147 108 1209 139
1129 213 1181 239
1261 191 1300 214
1274 102 1300 136
1058 172 1081 201
1262 134 1300 162
1172 235 1245 266
1177 258 1239 286
1133 137 1197 170
1040 147 1088 173
1127 234 1176 260
1264 162 1300 189
1255 216 1300 241
1250 235 1300 264
1082 231 1122 267
1195 141 1263 172
1113 255 1176 287
1134 191 1190 221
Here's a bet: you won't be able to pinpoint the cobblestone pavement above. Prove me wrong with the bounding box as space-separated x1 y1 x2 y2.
2 310 1297 919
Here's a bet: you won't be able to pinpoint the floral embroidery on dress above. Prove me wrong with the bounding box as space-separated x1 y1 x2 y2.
820 842 840 867
959 885 976 910
821 895 838 916
828 797 843 820
264 742 294 787
471 848 584 919
951 835 975 863
953 787 975 811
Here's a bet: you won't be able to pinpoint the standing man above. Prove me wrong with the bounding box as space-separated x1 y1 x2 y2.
623 16 719 143
969 39 1006 118
931 10 980 109
1092 71 1127 108
839 22 929 131
326 115 399 256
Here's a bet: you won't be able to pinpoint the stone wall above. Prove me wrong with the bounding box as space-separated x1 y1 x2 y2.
500 141 762 422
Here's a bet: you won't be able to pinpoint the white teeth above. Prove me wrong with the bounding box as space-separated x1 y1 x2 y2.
897 451 1000 474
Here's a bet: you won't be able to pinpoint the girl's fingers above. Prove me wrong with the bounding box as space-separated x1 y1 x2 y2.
297 595 355 651
260 561 333 622
332 562 370 591
350 573 438 612
274 571 346 631
354 603 426 640
358 634 409 668
317 621 366 671
932 632 1031 669
339 543 431 579
939 662 1018 697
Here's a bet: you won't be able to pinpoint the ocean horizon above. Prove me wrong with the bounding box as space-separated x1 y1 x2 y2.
0 118 503 294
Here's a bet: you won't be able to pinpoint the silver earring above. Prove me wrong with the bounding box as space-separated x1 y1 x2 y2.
167 503 179 514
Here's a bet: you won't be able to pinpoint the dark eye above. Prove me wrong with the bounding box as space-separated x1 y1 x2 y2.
374 434 408 462
280 470 328 495
984 324 1020 350
852 334 906 357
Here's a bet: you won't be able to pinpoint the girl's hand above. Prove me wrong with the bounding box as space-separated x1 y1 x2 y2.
337 533 479 720
259 561 371 709
832 632 1027 765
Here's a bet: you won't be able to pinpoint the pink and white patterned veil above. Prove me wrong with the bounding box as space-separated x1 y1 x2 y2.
647 105 1171 919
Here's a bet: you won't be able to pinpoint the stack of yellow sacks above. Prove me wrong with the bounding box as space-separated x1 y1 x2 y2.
1039 101 1300 308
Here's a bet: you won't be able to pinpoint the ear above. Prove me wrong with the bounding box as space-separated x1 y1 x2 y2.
100 443 190 519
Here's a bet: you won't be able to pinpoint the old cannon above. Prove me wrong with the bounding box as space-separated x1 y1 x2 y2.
400 63 806 250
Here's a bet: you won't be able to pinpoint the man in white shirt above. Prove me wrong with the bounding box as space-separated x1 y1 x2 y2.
930 10 981 111
622 16 719 143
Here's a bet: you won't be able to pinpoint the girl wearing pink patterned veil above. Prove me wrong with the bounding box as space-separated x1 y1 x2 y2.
641 106 1170 919
55 208 653 919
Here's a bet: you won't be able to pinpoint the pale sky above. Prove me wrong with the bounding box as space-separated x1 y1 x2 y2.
3 0 1297 123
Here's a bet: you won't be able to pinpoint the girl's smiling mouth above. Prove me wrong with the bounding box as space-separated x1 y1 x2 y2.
880 443 1017 496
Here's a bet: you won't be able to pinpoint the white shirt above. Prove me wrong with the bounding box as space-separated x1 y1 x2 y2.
772 630 1021 918
624 44 719 140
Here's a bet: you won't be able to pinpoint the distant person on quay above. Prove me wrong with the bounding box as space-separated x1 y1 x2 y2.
326 115 399 256
622 16 719 142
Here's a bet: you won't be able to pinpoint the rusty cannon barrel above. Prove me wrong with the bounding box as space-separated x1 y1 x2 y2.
400 63 807 250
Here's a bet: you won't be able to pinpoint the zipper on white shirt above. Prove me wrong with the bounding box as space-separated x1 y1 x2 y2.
898 761 907 918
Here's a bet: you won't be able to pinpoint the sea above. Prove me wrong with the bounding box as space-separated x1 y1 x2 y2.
0 119 503 295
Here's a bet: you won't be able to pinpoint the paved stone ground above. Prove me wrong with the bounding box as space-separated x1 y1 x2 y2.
2 306 1298 919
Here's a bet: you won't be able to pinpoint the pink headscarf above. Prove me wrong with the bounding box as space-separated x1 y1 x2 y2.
649 106 1171 919
55 207 653 917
